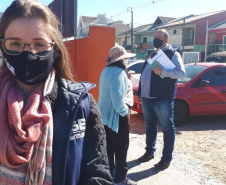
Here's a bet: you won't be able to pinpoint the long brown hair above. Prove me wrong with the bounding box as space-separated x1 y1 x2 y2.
0 0 75 81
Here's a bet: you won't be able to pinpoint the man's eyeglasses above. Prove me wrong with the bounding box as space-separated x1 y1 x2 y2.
0 39 55 57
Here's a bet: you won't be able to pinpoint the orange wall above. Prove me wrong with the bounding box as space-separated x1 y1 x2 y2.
64 26 115 101
64 40 75 75
74 38 89 81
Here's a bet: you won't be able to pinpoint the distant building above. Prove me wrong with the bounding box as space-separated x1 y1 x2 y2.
206 20 226 62
77 14 130 38
107 21 130 36
208 20 226 53
157 10 226 52
77 14 112 38
117 16 175 51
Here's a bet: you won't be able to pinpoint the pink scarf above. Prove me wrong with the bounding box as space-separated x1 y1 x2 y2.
0 68 53 185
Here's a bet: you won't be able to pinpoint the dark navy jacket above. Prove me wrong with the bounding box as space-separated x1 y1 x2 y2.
48 76 113 185
138 45 178 99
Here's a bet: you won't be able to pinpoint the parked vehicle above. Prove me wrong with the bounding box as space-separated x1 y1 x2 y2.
132 62 226 125
126 60 144 85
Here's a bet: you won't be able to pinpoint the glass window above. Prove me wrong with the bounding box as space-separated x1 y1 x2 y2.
143 37 147 43
178 65 207 83
199 67 226 86
126 62 144 74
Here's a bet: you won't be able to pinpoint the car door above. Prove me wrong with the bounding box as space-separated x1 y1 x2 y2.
191 66 226 115
126 61 144 85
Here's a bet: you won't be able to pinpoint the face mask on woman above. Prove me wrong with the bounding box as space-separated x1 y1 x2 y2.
3 49 59 85
122 58 129 67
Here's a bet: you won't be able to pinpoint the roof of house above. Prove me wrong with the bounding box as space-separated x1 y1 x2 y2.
133 23 153 34
80 16 97 27
148 16 175 30
134 24 153 31
107 21 130 35
168 14 194 23
159 16 176 24
115 23 153 37
209 20 226 29
157 10 226 28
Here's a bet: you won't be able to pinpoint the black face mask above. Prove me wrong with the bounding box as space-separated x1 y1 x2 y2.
153 38 164 48
3 50 59 86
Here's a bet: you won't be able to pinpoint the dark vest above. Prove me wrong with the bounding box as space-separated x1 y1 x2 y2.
138 46 178 99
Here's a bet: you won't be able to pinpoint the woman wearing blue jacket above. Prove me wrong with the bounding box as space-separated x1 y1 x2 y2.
98 46 137 185
0 0 112 184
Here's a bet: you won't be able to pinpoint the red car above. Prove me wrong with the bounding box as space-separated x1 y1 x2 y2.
132 62 226 125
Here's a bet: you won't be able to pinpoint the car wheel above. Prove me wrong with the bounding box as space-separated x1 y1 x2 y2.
174 101 188 126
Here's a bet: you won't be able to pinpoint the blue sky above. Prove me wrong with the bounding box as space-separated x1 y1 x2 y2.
1 0 226 28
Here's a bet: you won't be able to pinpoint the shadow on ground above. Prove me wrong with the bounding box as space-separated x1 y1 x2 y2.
127 159 161 182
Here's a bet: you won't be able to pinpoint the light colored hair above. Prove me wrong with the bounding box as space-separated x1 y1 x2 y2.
0 0 75 81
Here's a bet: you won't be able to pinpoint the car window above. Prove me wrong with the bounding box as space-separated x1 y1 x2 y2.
178 65 207 83
199 67 226 86
127 62 144 74
128 60 136 65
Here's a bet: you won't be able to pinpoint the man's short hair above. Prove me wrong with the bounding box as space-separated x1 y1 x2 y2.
156 29 169 39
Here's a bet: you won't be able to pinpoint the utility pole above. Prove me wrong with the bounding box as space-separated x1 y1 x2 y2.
182 18 185 52
125 32 128 48
74 0 77 39
204 20 209 62
127 7 134 53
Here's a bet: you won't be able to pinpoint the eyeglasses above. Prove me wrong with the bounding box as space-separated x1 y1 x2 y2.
1 39 55 57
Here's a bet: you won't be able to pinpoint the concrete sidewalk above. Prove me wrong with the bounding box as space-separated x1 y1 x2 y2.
127 139 199 185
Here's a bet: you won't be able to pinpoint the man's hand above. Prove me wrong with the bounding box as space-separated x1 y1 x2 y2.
145 55 152 61
152 62 162 75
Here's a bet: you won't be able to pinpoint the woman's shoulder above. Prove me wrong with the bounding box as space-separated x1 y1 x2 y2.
56 76 96 93
55 77 96 117
109 66 127 76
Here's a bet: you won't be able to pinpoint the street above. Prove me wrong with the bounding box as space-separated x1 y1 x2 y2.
127 111 226 185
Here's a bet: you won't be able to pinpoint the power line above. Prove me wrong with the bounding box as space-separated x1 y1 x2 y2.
111 0 164 19
111 11 127 18
133 0 165 10
111 0 226 28
168 0 226 18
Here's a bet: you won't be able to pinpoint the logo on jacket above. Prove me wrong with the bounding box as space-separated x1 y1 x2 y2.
70 118 86 140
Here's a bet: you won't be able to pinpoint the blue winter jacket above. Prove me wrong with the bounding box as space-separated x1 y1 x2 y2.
98 66 128 132
48 76 113 185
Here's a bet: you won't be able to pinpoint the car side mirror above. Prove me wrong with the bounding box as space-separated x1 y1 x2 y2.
199 80 210 87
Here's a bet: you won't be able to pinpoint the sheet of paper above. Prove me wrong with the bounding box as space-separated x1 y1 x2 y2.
147 49 176 69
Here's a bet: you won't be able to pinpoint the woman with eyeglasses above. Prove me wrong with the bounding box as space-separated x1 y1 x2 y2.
0 0 112 185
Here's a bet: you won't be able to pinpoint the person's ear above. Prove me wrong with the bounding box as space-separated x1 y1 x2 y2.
165 38 169 43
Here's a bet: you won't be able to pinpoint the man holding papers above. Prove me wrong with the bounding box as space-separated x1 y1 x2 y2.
137 29 185 169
